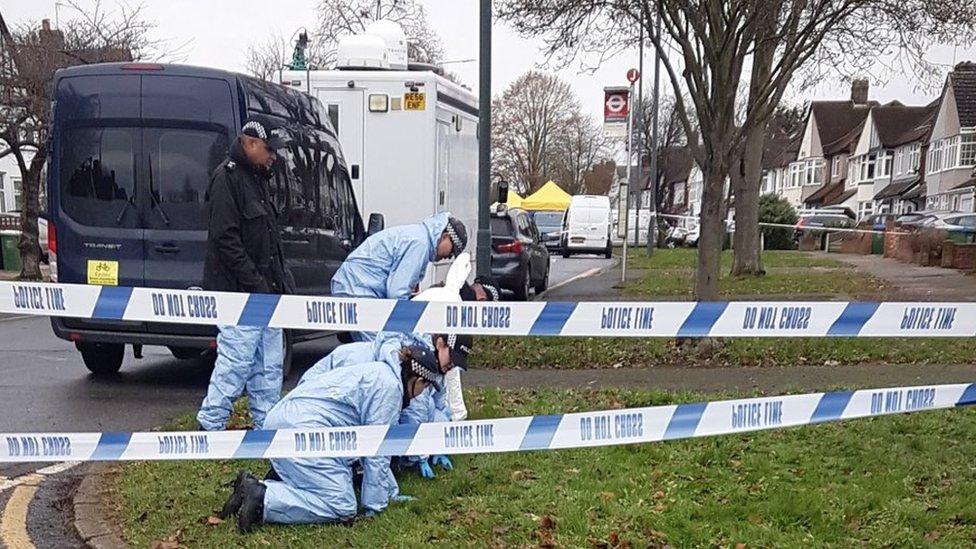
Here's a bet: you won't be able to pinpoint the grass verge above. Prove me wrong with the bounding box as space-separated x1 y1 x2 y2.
472 336 976 370
119 388 976 547
621 249 882 298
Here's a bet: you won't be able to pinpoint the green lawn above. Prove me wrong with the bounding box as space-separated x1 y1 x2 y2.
621 249 881 298
472 336 976 369
118 388 976 547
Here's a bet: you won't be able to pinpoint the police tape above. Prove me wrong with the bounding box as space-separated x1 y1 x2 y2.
1 280 973 337
1 382 973 462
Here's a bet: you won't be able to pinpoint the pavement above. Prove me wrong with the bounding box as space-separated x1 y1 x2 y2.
828 252 976 301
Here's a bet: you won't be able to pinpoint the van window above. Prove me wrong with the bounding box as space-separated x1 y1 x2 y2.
144 127 228 230
490 217 513 236
61 126 139 228
55 75 141 121
141 76 235 130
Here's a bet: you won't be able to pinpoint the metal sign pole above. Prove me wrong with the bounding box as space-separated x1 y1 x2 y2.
476 0 492 278
621 84 633 283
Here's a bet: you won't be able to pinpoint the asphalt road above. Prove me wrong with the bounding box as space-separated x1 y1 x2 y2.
0 255 613 547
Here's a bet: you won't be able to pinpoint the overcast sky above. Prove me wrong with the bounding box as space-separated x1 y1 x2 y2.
4 0 975 122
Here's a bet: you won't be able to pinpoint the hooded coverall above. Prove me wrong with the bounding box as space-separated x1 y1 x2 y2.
262 361 403 524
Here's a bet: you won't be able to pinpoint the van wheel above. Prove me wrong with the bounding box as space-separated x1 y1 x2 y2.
562 249 571 259
604 241 613 259
77 342 124 376
169 346 204 360
282 330 294 380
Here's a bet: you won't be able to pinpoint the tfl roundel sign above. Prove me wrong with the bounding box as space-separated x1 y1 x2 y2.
604 87 630 124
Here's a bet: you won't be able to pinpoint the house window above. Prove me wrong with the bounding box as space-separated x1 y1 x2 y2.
831 157 841 177
858 201 873 219
945 136 960 168
788 162 802 188
928 140 943 174
13 178 22 211
908 143 921 172
877 150 892 178
961 132 976 167
894 149 904 176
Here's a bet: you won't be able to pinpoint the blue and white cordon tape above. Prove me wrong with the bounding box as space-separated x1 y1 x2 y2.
0 280 972 337
1 383 974 462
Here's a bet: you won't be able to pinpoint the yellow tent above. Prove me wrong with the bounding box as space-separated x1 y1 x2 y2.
491 192 524 210
521 181 572 211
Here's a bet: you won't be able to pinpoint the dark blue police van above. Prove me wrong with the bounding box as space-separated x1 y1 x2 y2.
48 63 377 376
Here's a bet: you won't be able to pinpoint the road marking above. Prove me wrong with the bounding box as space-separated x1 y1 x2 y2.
0 315 32 323
0 474 41 549
535 261 615 300
0 462 80 493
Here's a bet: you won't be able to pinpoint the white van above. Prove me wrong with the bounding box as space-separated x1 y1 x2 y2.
561 195 612 258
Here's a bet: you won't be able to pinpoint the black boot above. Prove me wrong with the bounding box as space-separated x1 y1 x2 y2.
219 471 257 519
237 478 267 534
263 466 281 482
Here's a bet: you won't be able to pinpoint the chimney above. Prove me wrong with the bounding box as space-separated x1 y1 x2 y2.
41 19 51 32
851 78 869 105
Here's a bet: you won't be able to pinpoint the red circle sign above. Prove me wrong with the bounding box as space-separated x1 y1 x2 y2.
606 94 627 113
627 68 640 83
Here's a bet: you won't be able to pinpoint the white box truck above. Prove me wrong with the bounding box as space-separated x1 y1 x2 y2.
279 23 479 286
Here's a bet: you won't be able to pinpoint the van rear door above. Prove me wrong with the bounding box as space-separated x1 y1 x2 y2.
314 89 365 216
55 74 146 288
140 75 235 292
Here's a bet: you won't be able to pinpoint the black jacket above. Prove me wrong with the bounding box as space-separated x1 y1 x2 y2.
203 139 291 294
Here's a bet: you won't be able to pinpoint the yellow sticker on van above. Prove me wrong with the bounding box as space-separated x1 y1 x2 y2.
87 260 119 286
404 92 426 111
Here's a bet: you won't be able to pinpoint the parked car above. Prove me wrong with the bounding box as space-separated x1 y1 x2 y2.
794 212 856 246
561 195 612 258
860 212 899 231
531 210 565 251
896 210 959 228
490 206 550 300
48 63 377 376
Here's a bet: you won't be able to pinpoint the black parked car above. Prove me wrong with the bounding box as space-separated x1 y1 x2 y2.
490 207 550 300
47 63 379 377
530 210 565 251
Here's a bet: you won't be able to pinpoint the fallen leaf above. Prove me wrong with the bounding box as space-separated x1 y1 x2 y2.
926 530 941 541
538 515 556 530
150 542 182 549
205 516 223 526
600 491 616 502
734 543 747 549
653 490 666 500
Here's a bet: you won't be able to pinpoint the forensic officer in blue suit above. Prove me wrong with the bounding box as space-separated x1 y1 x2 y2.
220 345 443 532
331 213 467 340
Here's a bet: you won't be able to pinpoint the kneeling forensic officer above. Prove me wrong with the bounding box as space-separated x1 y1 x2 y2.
219 345 443 532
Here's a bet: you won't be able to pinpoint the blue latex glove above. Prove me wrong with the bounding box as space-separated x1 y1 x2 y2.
418 459 436 479
431 455 453 471
392 494 416 503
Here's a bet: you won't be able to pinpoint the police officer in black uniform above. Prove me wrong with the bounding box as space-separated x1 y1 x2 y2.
197 114 293 431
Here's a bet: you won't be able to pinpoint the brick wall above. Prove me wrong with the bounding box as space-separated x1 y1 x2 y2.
942 241 976 270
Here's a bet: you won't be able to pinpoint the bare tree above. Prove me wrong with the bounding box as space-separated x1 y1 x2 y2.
497 0 976 299
491 71 577 194
550 113 613 194
0 1 162 280
634 92 688 213
244 1 445 80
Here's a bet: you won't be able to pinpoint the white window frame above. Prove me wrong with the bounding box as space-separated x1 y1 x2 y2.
960 131 976 168
831 156 841 177
908 142 921 173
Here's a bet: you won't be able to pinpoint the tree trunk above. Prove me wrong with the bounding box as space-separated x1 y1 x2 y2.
731 3 779 277
695 165 728 300
18 153 45 281
731 122 765 275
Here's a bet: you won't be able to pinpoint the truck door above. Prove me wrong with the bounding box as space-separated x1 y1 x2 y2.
315 89 365 216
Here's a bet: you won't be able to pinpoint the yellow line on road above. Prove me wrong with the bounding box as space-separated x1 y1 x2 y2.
0 474 41 549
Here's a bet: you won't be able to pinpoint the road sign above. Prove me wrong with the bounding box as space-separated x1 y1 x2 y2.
627 68 640 83
603 86 630 123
